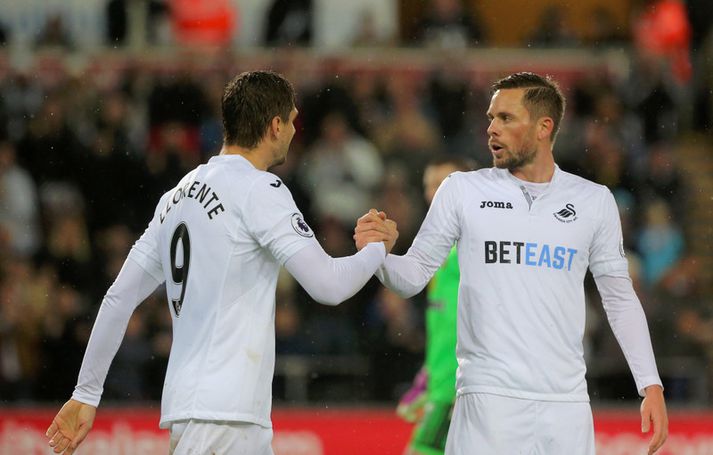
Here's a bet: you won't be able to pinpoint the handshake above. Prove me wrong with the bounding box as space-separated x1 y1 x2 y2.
353 208 399 254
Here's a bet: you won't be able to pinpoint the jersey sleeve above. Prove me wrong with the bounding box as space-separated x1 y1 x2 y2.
285 241 385 305
244 174 319 265
588 189 629 278
377 174 462 297
72 253 163 406
594 274 662 396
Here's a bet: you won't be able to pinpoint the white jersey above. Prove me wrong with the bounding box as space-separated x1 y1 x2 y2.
130 154 319 428
381 165 660 402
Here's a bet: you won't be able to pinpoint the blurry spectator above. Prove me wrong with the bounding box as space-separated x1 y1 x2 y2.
35 14 74 51
0 141 40 257
148 70 208 126
636 143 683 212
427 64 476 156
351 9 392 48
18 94 85 184
0 21 8 46
104 311 153 400
0 258 50 401
146 122 200 199
374 75 440 173
586 89 647 175
276 300 310 355
198 74 226 161
686 0 713 52
585 7 627 48
300 111 383 225
625 54 680 144
106 0 128 45
91 224 135 301
350 71 389 141
37 286 90 400
144 292 172 400
632 0 692 83
264 0 313 47
1 72 45 141
35 183 94 292
374 165 423 254
414 0 484 48
80 131 149 231
364 288 423 400
299 78 362 146
526 5 579 47
581 132 634 194
637 199 685 288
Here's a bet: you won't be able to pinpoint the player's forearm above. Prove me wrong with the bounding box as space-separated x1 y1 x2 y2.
285 241 386 305
73 256 161 406
375 248 437 298
594 273 662 396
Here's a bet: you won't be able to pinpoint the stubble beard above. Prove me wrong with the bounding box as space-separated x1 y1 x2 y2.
493 146 537 171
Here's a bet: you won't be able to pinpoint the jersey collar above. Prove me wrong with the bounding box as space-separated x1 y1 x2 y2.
208 154 256 169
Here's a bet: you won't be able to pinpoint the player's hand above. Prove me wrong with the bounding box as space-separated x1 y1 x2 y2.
46 399 97 454
353 208 390 251
641 385 667 454
382 218 399 254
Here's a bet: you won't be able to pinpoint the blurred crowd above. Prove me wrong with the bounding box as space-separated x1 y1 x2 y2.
0 0 712 406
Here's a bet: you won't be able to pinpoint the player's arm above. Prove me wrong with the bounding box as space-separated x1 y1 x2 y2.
594 273 667 454
46 254 162 453
590 189 667 454
285 239 388 306
370 175 461 298
246 175 395 305
47 208 165 454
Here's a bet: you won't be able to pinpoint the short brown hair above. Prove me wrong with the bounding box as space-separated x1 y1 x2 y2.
492 72 566 142
222 71 296 149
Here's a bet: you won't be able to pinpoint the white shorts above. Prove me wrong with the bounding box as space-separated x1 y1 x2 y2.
445 393 595 455
169 420 274 455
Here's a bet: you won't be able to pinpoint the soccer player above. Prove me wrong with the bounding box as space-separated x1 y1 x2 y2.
355 72 668 455
397 157 476 455
45 71 398 455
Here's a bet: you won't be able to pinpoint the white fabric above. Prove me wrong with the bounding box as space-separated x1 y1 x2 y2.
445 393 595 455
169 420 274 455
73 256 161 407
72 154 385 430
377 166 661 402
594 273 662 396
285 241 385 305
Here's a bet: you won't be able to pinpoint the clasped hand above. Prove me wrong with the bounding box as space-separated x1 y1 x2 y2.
354 209 399 254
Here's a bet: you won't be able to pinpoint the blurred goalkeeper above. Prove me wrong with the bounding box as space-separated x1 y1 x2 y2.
397 156 476 455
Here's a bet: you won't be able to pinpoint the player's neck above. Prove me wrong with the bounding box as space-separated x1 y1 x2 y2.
509 150 555 183
220 145 271 171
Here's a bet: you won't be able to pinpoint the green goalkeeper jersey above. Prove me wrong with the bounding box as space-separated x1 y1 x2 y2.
425 247 459 404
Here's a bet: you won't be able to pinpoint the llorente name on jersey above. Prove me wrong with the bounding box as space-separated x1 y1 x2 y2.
485 241 577 271
159 180 225 223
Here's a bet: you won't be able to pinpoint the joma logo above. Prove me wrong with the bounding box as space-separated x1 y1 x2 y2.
480 200 513 209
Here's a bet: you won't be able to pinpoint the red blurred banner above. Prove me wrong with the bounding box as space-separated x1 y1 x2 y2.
1 407 712 454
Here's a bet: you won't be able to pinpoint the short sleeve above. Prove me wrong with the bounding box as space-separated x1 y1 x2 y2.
129 194 166 284
244 174 319 265
588 189 629 278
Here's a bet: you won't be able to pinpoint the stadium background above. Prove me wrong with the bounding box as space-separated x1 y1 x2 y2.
0 0 711 453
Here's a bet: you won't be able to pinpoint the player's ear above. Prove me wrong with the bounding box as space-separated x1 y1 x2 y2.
537 117 554 142
269 115 282 139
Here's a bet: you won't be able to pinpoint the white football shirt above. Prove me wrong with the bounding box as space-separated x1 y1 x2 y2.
379 165 661 401
129 154 324 428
